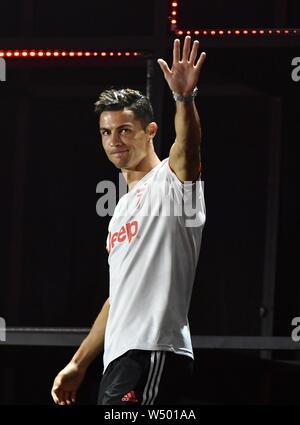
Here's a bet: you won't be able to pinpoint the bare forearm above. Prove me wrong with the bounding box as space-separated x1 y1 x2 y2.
158 36 206 182
174 101 201 156
169 100 202 181
71 298 110 370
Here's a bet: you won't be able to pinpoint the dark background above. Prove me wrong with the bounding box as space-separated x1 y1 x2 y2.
0 0 300 405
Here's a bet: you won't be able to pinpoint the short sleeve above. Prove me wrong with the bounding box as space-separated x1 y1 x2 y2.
164 159 205 228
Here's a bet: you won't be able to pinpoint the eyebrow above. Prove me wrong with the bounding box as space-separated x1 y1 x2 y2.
99 123 134 131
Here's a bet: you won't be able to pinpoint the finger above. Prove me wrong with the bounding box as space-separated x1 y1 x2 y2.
58 389 68 405
65 391 72 405
157 59 171 78
189 40 199 64
51 388 60 404
58 394 67 406
51 382 62 404
173 38 180 63
195 52 207 71
54 388 65 405
182 36 191 62
71 391 77 404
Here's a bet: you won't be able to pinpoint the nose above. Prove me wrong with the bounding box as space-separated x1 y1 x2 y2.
109 131 122 147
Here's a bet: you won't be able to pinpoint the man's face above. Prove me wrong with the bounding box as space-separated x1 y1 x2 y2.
99 109 152 170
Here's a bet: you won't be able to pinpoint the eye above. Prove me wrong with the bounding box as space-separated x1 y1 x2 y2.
101 130 110 136
120 128 131 135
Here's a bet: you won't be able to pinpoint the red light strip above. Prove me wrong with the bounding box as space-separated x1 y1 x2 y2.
170 1 178 29
175 28 299 36
0 50 143 59
170 0 300 36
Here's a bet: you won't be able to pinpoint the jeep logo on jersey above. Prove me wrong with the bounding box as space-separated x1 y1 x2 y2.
108 220 139 253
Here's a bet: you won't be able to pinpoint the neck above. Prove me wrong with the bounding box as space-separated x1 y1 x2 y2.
122 152 160 190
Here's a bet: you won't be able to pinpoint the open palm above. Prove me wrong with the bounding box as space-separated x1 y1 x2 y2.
157 36 206 96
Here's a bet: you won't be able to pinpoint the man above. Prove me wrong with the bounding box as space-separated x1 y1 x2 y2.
51 36 206 405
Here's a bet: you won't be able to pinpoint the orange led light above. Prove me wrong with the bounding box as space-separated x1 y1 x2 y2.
174 27 299 37
0 49 143 59
171 0 299 37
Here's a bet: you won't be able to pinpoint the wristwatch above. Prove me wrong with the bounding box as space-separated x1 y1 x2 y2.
172 87 198 102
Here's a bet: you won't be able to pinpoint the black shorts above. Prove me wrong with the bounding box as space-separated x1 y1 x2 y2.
97 349 193 405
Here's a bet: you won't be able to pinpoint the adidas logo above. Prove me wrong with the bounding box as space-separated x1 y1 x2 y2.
121 390 139 403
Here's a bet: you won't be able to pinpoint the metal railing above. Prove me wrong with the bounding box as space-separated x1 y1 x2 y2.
2 327 299 350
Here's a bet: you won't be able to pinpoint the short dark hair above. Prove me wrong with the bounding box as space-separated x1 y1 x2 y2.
94 88 154 129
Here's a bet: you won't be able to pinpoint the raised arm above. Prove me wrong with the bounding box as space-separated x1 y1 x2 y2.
51 298 110 405
157 36 206 182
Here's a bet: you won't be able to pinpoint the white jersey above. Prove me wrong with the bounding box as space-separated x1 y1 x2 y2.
103 158 205 373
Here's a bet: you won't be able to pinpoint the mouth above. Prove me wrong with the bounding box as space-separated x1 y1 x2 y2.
111 150 129 156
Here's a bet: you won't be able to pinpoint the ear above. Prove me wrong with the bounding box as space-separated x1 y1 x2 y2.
146 122 158 141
